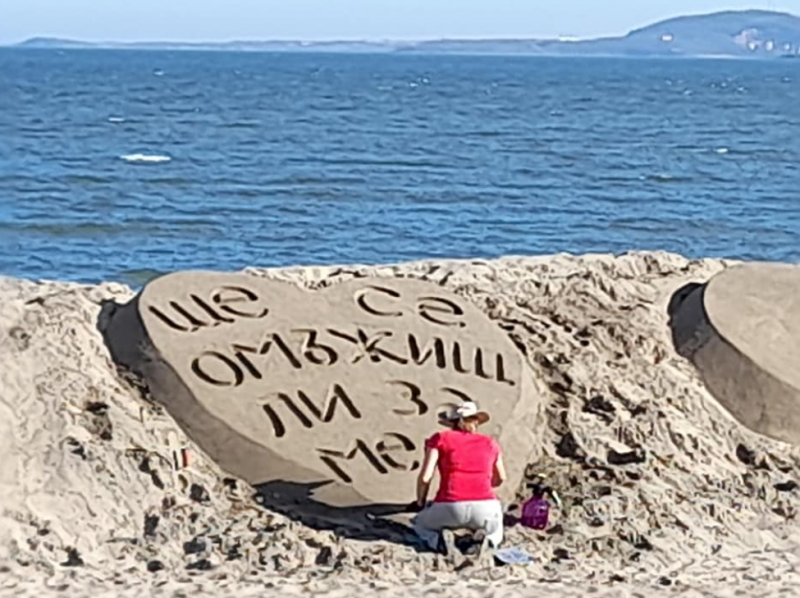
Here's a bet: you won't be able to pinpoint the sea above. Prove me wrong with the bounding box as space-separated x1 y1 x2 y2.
1 49 798 285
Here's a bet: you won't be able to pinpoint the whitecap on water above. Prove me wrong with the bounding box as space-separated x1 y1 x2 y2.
119 153 172 164
715 147 730 155
107 117 126 123
646 173 675 182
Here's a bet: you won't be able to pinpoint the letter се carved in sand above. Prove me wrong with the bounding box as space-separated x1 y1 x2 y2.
106 272 544 509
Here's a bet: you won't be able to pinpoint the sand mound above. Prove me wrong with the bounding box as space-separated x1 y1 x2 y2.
2 252 800 597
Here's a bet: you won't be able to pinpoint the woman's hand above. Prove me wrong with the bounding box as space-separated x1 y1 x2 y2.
492 453 507 488
416 447 438 506
407 500 424 513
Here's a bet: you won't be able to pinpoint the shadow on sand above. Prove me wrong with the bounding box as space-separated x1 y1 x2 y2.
251 480 424 547
665 281 706 357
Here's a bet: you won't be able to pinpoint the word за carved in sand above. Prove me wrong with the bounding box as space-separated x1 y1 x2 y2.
110 272 541 508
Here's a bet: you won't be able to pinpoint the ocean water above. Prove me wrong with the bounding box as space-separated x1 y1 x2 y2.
1 49 798 285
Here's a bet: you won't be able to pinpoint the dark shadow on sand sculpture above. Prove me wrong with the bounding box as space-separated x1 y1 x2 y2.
666 281 706 357
251 480 424 547
96 298 426 550
252 481 497 556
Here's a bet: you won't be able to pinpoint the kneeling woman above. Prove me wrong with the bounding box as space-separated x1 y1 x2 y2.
413 401 506 553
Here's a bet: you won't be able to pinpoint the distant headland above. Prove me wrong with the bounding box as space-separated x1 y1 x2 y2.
11 10 800 58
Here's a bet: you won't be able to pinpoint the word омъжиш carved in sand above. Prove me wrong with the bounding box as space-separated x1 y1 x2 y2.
107 272 542 508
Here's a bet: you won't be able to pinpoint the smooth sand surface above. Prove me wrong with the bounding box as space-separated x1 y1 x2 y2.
2 252 800 597
670 262 800 446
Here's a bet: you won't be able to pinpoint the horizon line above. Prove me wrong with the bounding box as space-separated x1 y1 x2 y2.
4 8 798 48
5 34 593 45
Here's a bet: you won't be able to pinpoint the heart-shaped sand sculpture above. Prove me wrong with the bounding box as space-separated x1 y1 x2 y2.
107 271 543 510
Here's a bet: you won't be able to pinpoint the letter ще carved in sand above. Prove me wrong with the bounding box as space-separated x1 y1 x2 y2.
108 272 542 508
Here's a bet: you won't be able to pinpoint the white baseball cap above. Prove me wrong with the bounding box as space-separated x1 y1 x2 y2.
439 401 490 426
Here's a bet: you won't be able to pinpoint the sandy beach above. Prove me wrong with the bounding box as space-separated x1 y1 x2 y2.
2 251 800 597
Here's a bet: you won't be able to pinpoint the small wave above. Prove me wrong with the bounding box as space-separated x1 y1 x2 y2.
643 174 693 183
0 222 125 236
107 117 126 123
715 147 730 155
284 156 453 170
120 153 172 164
62 174 114 185
146 176 192 186
466 130 504 138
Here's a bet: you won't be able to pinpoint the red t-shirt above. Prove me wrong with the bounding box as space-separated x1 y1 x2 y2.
425 430 500 503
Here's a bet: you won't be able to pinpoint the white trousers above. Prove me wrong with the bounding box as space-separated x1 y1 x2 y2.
412 499 504 550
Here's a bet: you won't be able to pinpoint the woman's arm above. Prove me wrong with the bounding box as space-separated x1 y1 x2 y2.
416 448 439 507
492 453 507 488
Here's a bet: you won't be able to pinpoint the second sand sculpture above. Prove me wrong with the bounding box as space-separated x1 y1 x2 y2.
671 262 800 446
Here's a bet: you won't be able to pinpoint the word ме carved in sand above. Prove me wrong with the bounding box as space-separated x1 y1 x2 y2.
109 272 542 507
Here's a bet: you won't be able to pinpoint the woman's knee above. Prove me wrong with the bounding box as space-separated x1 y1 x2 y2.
476 502 503 532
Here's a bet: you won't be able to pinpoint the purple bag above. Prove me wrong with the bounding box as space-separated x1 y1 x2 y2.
520 496 550 530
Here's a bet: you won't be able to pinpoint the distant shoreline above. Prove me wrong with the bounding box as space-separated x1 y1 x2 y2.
0 45 778 61
6 9 800 59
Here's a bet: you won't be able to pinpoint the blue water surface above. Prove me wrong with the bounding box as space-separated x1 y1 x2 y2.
1 49 798 284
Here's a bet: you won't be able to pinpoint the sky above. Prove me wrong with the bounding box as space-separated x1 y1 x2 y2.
1 0 798 45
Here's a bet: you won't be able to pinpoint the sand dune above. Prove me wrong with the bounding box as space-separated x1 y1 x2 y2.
2 252 800 597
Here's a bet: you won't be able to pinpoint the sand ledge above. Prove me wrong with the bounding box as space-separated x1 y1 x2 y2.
2 251 800 597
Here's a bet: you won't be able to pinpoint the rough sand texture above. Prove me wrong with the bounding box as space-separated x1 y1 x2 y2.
2 252 800 597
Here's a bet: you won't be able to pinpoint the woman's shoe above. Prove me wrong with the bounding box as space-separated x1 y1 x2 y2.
465 530 489 558
439 529 458 556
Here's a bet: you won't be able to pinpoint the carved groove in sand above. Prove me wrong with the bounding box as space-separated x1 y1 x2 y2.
106 272 541 508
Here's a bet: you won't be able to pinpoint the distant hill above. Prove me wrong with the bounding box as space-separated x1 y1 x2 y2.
536 9 800 57
13 10 800 58
18 37 95 49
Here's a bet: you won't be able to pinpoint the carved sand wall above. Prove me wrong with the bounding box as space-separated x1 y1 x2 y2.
106 271 545 509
